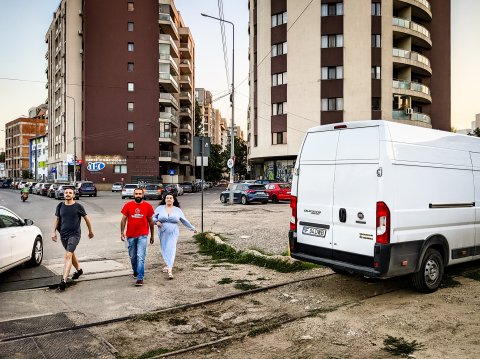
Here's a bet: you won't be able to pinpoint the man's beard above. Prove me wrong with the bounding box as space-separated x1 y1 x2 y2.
134 197 142 203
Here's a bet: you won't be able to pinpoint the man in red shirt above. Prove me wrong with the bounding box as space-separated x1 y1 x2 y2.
121 188 154 286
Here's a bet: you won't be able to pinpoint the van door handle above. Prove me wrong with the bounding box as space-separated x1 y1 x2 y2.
339 208 347 223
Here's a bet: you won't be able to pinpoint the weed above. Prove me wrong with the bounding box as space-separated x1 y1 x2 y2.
217 277 234 285
168 317 188 326
280 250 290 257
248 246 272 256
247 323 281 337
256 277 267 281
440 275 462 288
234 279 250 284
383 335 424 356
234 282 259 291
134 347 172 359
136 312 162 322
251 299 262 305
194 233 320 272
463 270 480 281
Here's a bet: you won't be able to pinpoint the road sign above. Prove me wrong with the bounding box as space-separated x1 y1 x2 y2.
169 169 175 175
193 136 211 157
227 158 234 169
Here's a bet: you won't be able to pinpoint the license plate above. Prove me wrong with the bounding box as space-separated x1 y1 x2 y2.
257 191 265 195
302 226 326 237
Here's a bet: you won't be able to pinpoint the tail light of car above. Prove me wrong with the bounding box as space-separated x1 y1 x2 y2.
376 201 390 244
245 189 255 193
290 196 297 231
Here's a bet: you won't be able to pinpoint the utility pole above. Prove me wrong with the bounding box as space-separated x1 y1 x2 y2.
66 95 77 185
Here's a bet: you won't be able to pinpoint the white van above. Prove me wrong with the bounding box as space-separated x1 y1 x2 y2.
289 120 480 292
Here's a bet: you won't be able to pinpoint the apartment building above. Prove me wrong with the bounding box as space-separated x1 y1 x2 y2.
248 0 450 181
5 118 47 179
45 0 195 184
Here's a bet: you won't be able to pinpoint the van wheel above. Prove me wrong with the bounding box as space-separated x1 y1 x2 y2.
272 196 279 204
241 196 248 205
220 194 226 203
412 248 444 293
27 236 43 267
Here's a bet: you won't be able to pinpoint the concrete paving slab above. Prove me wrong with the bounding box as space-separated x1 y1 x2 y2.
46 260 126 276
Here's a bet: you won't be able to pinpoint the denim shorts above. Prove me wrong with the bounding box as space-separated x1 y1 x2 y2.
61 235 81 252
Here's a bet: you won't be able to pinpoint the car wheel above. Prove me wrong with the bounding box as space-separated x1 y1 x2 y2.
262 200 268 204
122 196 125 199
272 196 279 204
94 193 97 197
220 194 226 203
27 236 43 267
412 248 444 293
241 195 247 205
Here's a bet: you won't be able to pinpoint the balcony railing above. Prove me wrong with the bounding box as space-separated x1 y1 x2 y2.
159 12 179 38
393 17 430 39
180 75 191 83
414 0 431 10
180 123 192 131
159 72 179 90
180 91 192 101
159 53 179 73
159 34 179 55
180 155 191 162
393 48 431 67
179 107 191 114
160 132 179 142
180 59 191 67
392 79 430 96
392 110 431 124
159 151 179 159
159 93 179 108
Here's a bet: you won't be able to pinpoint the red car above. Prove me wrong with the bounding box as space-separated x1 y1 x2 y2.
265 183 291 203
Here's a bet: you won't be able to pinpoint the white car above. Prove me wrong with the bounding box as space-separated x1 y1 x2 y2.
121 183 139 199
0 206 43 274
112 182 123 192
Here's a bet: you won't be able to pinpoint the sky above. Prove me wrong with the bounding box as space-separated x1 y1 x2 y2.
1 0 479 149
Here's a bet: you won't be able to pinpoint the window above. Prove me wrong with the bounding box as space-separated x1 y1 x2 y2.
127 142 134 151
127 62 134 72
372 97 381 111
371 3 381 16
321 66 343 80
321 3 343 16
321 35 343 48
128 22 134 32
114 165 127 173
0 208 22 227
254 134 258 147
272 102 287 115
128 42 134 52
321 98 344 111
127 102 134 111
272 132 287 145
271 12 287 27
271 42 287 57
128 82 134 92
127 122 134 131
127 2 134 11
272 72 287 86
371 66 381 79
372 34 381 47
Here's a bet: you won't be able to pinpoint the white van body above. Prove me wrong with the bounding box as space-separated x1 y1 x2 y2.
289 120 480 292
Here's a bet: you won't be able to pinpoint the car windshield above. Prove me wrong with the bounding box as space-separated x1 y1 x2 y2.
124 184 137 189
279 184 291 189
114 182 122 186
145 185 158 190
249 185 266 190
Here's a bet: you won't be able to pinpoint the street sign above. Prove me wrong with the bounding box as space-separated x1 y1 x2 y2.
227 158 234 169
169 169 175 175
193 136 211 157
196 156 209 166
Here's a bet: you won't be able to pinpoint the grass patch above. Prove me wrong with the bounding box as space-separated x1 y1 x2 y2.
383 335 424 356
280 250 289 257
136 312 163 322
247 323 282 337
168 317 188 326
440 275 462 288
234 282 259 291
217 277 234 285
248 246 272 256
463 269 480 281
134 347 172 359
195 233 320 273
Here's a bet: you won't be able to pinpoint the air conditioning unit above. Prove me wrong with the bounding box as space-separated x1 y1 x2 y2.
405 108 413 115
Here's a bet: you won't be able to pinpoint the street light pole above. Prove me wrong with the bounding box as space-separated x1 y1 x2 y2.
66 95 77 186
201 13 235 205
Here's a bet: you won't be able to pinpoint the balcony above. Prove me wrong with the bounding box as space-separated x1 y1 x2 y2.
179 59 192 74
159 33 179 58
159 12 179 40
394 0 432 22
179 154 191 164
180 123 192 132
159 150 179 162
159 92 179 109
179 75 192 89
392 110 432 126
179 107 192 117
179 138 192 148
179 91 192 104
159 53 179 75
159 72 179 92
392 79 431 103
159 131 179 144
392 48 432 76
159 111 179 127
393 17 432 48
179 42 192 59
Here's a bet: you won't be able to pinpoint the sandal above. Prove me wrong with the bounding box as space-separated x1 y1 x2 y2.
168 269 173 280
162 266 168 273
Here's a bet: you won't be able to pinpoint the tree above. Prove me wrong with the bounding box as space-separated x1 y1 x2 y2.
203 144 224 181
469 128 480 137
194 100 203 136
21 170 32 179
223 137 248 180
0 151 5 162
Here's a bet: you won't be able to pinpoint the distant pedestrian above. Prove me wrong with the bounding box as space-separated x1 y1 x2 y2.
52 187 94 291
121 188 154 286
153 194 196 279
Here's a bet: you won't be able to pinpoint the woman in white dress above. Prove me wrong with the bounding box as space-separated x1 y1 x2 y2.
152 194 196 279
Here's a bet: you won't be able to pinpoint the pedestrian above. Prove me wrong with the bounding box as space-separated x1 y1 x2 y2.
52 187 94 291
120 187 155 286
153 194 197 279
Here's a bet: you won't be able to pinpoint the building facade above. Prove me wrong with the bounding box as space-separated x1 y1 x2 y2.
30 135 49 181
45 0 195 184
248 0 450 181
5 118 48 179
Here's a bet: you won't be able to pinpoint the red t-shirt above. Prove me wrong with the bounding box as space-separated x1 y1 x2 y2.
121 201 154 238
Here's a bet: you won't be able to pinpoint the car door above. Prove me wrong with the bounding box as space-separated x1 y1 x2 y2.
0 208 31 266
0 216 12 271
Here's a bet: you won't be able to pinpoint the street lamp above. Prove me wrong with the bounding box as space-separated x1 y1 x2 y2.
66 95 77 185
201 12 235 205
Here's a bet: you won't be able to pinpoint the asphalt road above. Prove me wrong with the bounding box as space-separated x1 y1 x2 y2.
0 187 223 261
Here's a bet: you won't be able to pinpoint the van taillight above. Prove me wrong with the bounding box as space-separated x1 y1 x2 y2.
290 196 297 231
376 201 390 244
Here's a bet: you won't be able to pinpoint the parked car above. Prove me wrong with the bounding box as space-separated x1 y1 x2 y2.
28 182 38 193
219 183 269 205
254 179 274 186
143 184 164 200
216 179 229 187
112 182 123 192
174 183 184 196
76 181 97 197
40 183 52 196
1 179 12 188
265 183 291 203
181 181 194 193
17 181 28 189
55 185 79 200
164 184 178 197
47 183 58 198
0 206 43 274
32 183 43 195
122 183 139 199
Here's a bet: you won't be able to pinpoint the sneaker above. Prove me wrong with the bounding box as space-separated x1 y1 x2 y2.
135 279 143 286
72 269 83 280
133 272 138 279
59 279 66 291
